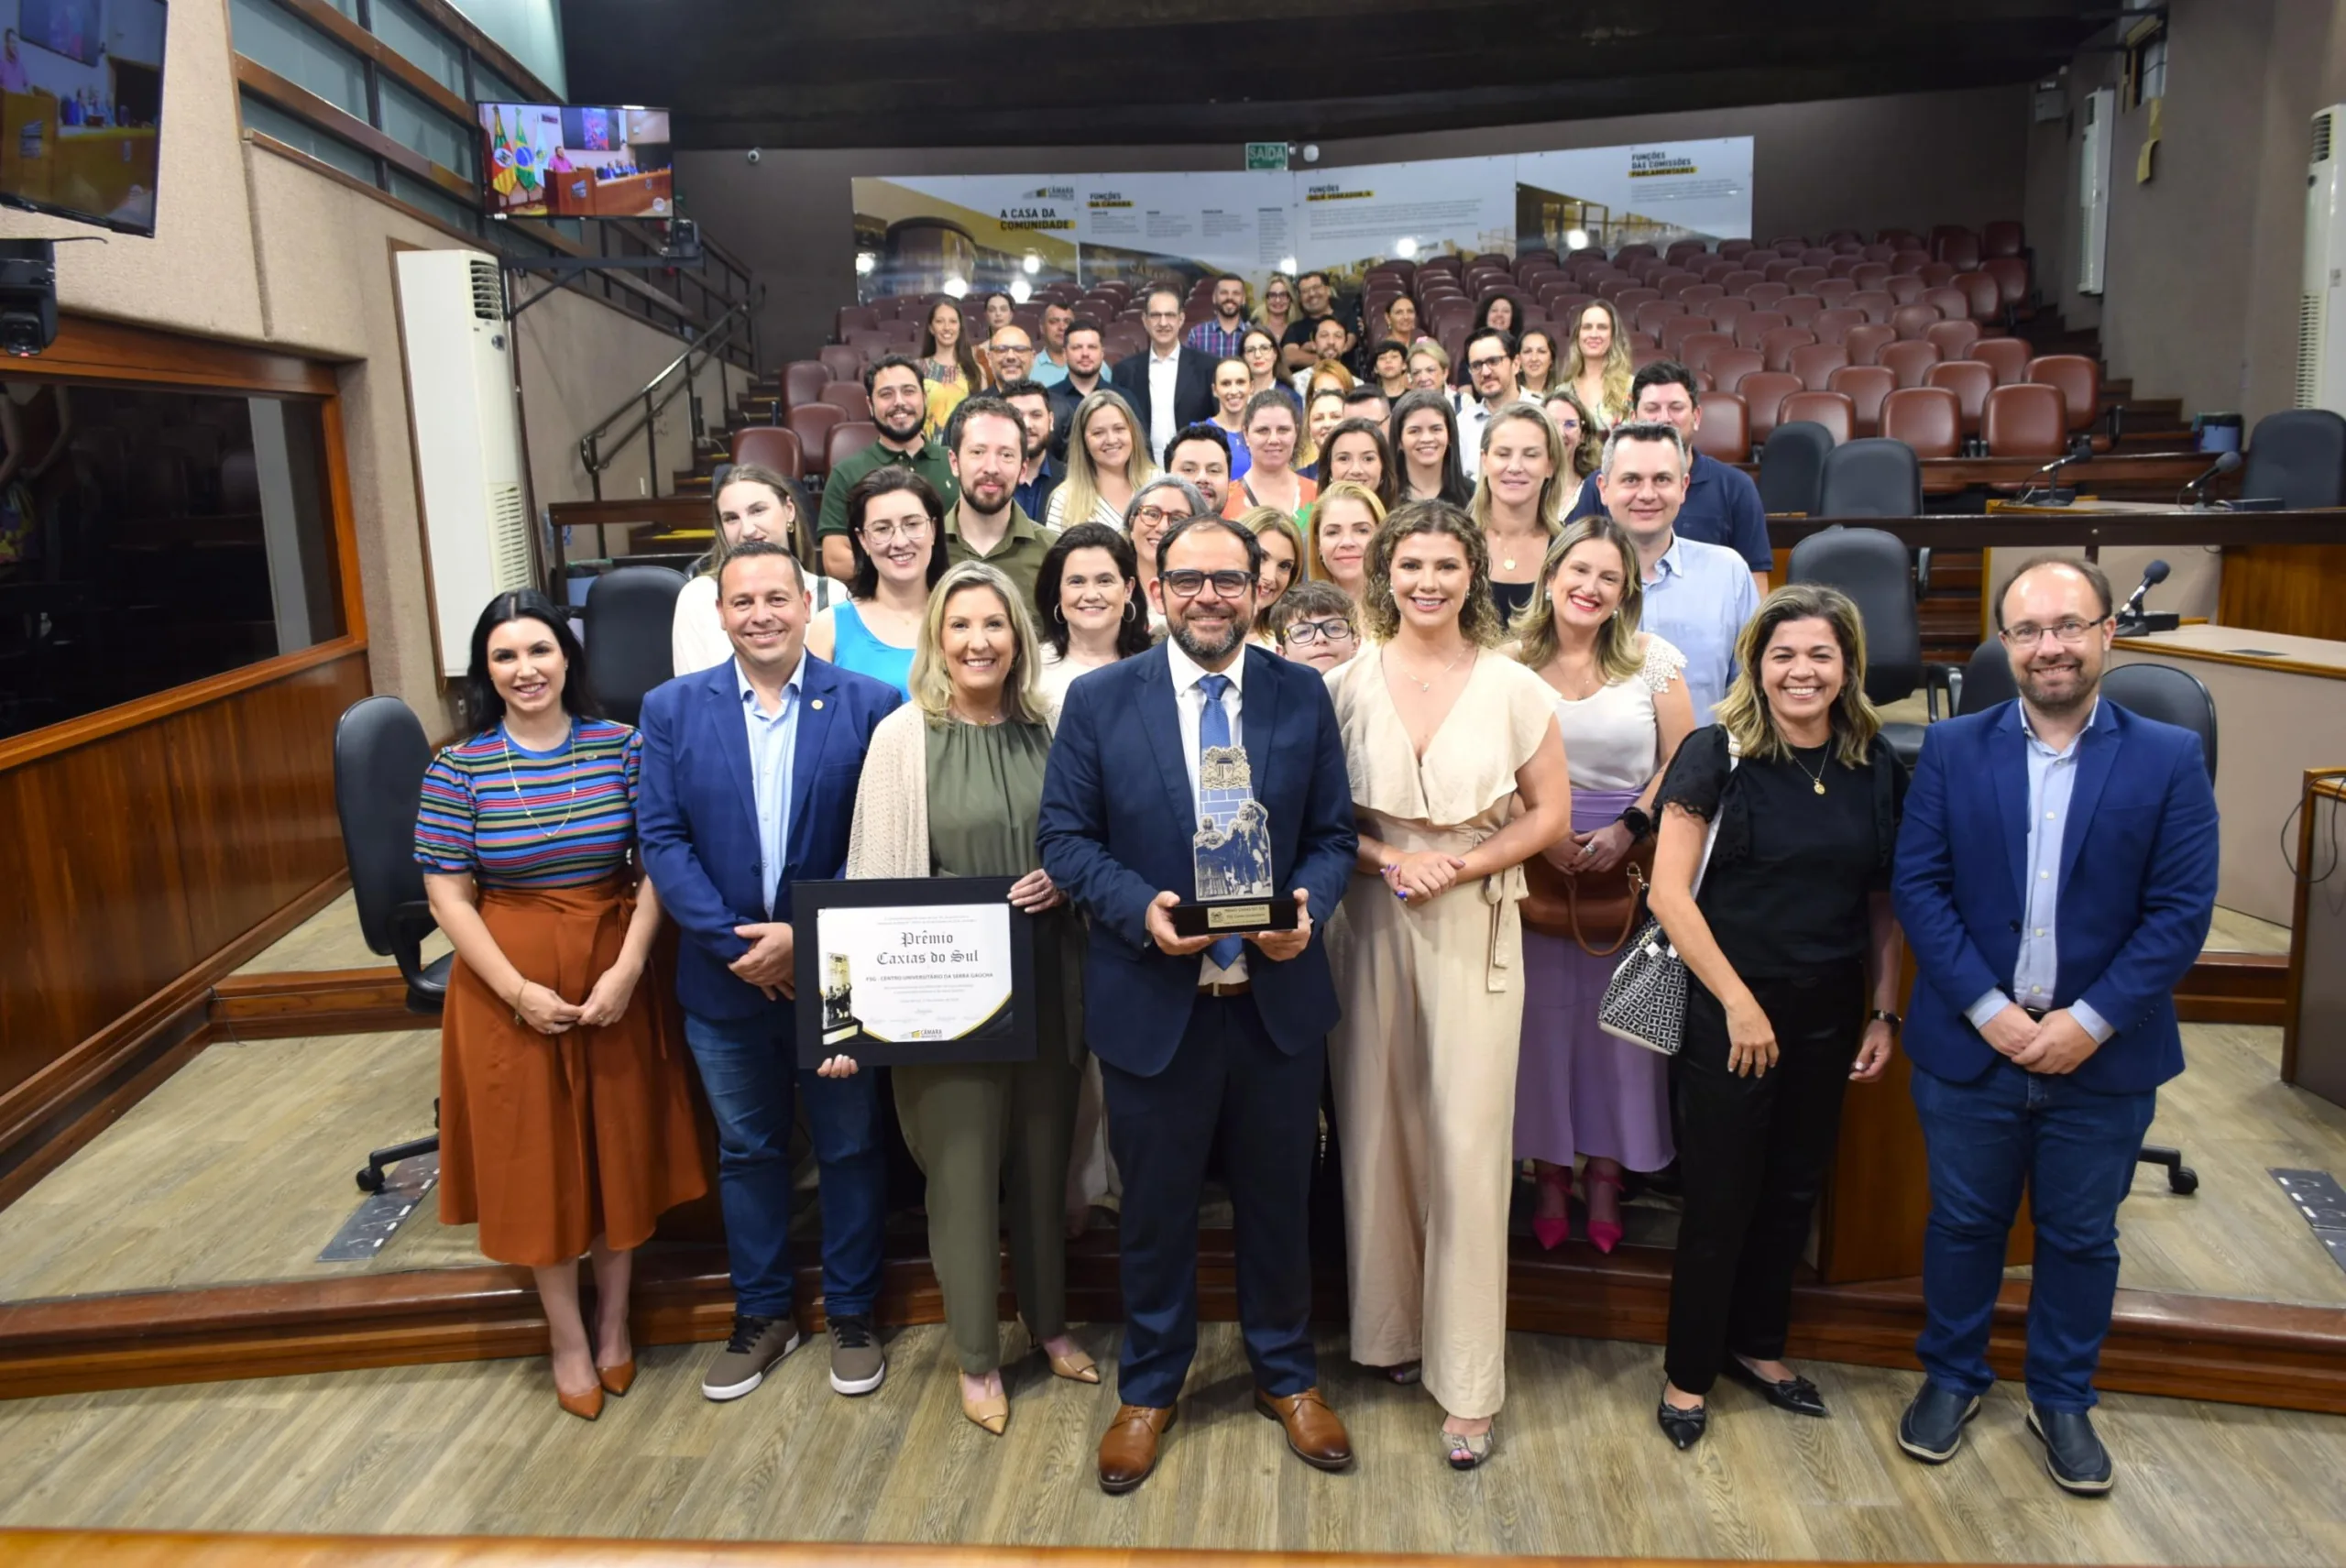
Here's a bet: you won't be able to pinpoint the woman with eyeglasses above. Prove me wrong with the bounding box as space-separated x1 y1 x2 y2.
1256 275 1300 344
806 467 949 699
1240 326 1299 412
1122 474 1205 633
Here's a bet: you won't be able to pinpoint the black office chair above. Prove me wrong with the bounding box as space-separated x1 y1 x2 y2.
2240 409 2346 509
1816 436 1924 517
1786 525 1933 768
1952 636 2017 717
583 565 688 726
333 695 454 1192
1758 421 1832 516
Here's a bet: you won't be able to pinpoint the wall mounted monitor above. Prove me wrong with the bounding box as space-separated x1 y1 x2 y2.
478 103 673 221
0 0 166 236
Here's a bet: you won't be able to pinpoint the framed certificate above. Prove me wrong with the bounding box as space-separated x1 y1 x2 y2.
789 877 1037 1069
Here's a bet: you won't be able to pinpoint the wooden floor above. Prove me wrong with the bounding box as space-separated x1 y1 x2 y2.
3 1012 2339 1308
236 893 450 975
2 1322 2343 1563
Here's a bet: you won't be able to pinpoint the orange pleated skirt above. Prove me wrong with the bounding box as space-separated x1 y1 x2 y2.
438 877 709 1267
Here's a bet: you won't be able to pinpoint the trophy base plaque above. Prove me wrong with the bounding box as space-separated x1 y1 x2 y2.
1169 897 1299 938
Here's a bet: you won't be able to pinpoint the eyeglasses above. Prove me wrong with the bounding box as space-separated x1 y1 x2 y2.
1162 568 1255 599
1281 618 1356 646
860 518 932 545
992 342 1031 356
2000 618 2106 647
1144 311 1182 323
1132 505 1192 529
1467 356 1509 373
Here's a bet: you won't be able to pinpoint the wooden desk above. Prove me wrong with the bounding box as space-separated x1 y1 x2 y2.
1743 452 2229 499
2284 772 2346 1110
2110 625 2346 924
1980 500 2225 644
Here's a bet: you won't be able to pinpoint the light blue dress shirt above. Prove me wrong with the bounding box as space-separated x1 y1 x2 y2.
1638 533 1758 725
738 654 807 916
1032 350 1069 387
1963 699 2114 1042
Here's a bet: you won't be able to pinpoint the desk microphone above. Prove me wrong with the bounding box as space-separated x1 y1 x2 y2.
2179 449 2242 508
2022 445 2091 505
2115 558 2175 636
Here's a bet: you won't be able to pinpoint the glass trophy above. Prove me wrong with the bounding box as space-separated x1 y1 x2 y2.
1170 744 1299 937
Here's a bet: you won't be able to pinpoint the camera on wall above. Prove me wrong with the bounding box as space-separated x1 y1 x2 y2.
746 148 762 165
0 240 58 359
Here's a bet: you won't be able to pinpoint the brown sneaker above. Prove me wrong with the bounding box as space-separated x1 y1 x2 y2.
702 1313 800 1401
1097 1403 1177 1494
827 1313 886 1396
1256 1387 1354 1471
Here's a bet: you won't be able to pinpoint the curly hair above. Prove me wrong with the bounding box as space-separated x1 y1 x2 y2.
1363 499 1505 648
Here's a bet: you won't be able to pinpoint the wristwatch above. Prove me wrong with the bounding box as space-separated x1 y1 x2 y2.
1869 1008 1903 1034
1617 805 1654 841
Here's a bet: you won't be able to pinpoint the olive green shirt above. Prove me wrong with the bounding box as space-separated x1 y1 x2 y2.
817 437 959 538
942 503 1057 619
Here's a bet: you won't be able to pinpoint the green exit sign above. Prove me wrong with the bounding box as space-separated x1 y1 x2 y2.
1245 142 1288 170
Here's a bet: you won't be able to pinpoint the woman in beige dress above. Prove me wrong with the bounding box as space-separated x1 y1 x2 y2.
1324 499 1573 1470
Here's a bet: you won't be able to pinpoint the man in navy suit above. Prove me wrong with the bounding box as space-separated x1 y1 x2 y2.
1038 516 1358 1494
1109 285 1219 464
637 541 904 1406
1891 555 2218 1496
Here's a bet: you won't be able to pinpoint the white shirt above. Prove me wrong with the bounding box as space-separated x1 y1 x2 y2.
1165 636 1249 985
1453 389 1521 477
1147 346 1181 465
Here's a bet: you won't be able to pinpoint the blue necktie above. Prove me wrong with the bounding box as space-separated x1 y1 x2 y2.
1198 674 1245 970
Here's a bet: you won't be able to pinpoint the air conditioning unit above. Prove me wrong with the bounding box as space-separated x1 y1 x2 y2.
395 248 532 677
2298 104 2346 411
2077 86 2114 295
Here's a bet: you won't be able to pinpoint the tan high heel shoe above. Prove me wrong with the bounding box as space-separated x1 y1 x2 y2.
1046 1343 1100 1384
556 1378 605 1421
597 1359 637 1397
962 1377 1010 1435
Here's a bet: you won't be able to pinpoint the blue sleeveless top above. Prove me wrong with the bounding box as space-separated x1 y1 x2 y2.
831 599 915 697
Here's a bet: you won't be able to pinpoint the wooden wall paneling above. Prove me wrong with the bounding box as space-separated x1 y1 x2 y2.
2217 543 2346 641
319 399 366 643
207 970 419 1040
4 316 340 399
162 653 370 960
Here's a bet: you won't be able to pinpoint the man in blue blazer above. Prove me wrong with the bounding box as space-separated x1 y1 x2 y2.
1038 515 1358 1494
1891 556 2217 1496
637 541 904 1406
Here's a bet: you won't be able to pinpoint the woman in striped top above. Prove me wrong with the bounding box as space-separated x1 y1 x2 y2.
415 589 707 1422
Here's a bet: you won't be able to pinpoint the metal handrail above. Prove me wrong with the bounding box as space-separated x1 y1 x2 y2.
578 288 762 500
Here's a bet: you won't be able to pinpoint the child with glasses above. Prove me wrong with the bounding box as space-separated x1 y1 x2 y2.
1267 580 1361 674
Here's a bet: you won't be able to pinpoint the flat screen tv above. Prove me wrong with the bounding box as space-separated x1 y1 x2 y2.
0 0 166 236
479 102 673 222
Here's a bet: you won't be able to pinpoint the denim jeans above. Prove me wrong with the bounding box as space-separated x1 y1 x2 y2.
681 1008 888 1321
1912 1058 2158 1411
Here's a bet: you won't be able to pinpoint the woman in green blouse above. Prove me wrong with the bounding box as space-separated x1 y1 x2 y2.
835 560 1093 1435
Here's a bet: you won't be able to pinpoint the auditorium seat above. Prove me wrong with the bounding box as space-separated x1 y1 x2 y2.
1615 287 1660 313
1880 339 1941 389
1733 312 1789 350
1781 390 1856 446
730 425 805 479
1983 257 2031 313
836 305 879 338
1660 315 1713 356
1738 371 1803 441
1720 239 1757 259
783 361 830 411
1694 392 1749 462
1654 271 1701 299
1917 261 1958 289
1891 247 1932 274
1826 365 1897 437
826 420 881 477
1983 220 2025 258
2241 408 2346 507
1951 270 2001 323
2025 355 2102 436
819 383 873 422
1881 387 1964 476
1851 262 1891 291
1981 382 2066 458
1744 281 1792 309
1848 291 1897 324
1814 279 1858 307
1631 342 1671 369
1635 300 1685 337
1760 327 1819 373
1789 341 1850 390
1680 332 1737 375
819 345 863 382
1708 297 1755 329
1924 318 1982 358
1811 307 1866 346
1885 275 1926 306
1761 258 1801 282
1759 421 1833 514
1890 303 1941 341
1924 358 1995 437
1785 266 1828 294
1787 523 1928 766
789 403 847 474
1682 283 1726 308
1845 323 1897 366
1968 335 2033 384
1933 225 1982 270
1827 256 1865 280
1816 438 1924 516
1706 347 1764 393
1780 295 1825 330
1720 269 1766 293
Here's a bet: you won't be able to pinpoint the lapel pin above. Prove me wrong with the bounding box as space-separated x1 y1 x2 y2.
811 698 824 710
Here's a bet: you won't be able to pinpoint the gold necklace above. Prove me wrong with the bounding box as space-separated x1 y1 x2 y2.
1395 641 1473 693
501 721 581 839
1790 745 1830 796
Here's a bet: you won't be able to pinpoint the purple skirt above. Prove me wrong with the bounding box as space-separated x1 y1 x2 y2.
1512 786 1674 1171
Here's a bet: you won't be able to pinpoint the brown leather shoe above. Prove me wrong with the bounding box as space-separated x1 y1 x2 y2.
1097 1403 1176 1494
1256 1386 1354 1471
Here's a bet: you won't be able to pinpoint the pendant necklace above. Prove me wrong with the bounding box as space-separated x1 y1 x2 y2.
1792 746 1829 795
1397 641 1472 693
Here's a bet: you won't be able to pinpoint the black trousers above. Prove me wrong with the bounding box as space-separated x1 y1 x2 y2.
1664 959 1864 1397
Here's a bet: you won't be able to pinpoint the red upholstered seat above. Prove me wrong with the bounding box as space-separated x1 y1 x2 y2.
1924 358 1995 435
826 419 882 476
1779 390 1855 446
818 383 872 421
1694 391 1749 462
1844 323 1898 366
1738 371 1803 441
1707 347 1764 393
1760 327 1820 374
1924 319 1982 358
730 424 804 479
2027 354 2103 434
1880 339 1942 389
1826 365 1896 437
1968 336 2033 385
1981 383 2066 457
1881 386 1962 460
789 403 847 475
1789 341 1851 391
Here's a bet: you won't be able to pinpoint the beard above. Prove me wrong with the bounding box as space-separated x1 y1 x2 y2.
1168 605 1249 663
876 407 924 442
2017 650 2101 714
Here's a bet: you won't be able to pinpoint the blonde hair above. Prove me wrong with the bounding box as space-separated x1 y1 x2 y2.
1562 300 1635 423
1236 504 1306 612
1509 517 1645 678
908 561 1047 727
1466 401 1568 538
1363 500 1505 648
1408 340 1451 378
1057 389 1157 528
1713 582 1882 767
1310 480 1387 583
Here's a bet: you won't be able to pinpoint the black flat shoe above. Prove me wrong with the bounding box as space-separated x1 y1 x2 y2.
2027 1404 2114 1496
1897 1380 1981 1464
1727 1356 1828 1417
1656 1389 1708 1451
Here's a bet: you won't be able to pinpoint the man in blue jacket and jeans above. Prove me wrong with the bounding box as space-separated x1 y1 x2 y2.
1891 554 2217 1496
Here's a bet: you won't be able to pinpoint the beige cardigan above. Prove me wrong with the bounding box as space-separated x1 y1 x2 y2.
843 699 1062 883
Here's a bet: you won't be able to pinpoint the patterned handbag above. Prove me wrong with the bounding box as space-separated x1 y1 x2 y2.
1597 749 1735 1056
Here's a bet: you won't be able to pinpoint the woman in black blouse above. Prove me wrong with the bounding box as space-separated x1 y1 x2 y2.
1645 583 1907 1452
